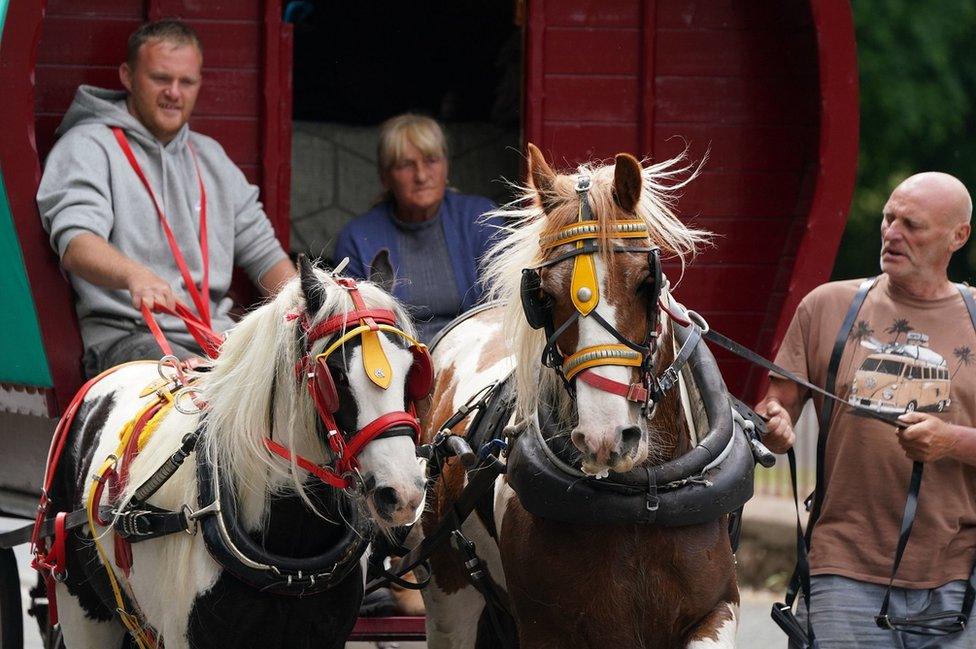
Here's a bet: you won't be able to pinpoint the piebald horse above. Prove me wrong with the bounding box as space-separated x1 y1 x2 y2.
45 257 429 649
420 145 740 648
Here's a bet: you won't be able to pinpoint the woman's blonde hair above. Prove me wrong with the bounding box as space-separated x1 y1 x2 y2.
376 113 448 174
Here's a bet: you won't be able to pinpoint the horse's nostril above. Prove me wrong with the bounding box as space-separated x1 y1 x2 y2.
619 425 641 453
373 486 399 512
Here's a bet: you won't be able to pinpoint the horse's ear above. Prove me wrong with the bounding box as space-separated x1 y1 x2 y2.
527 143 556 210
368 249 396 294
298 253 325 316
613 153 643 213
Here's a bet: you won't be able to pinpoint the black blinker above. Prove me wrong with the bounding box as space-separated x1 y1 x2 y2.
520 268 551 330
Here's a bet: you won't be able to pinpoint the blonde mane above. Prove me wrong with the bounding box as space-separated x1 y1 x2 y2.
481 152 711 424
198 267 416 509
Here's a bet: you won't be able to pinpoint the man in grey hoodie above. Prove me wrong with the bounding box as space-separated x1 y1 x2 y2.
37 19 296 377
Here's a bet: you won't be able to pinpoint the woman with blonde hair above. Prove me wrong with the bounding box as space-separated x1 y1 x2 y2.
334 114 501 341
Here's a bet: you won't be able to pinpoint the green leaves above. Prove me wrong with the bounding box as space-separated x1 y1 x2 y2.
833 0 976 281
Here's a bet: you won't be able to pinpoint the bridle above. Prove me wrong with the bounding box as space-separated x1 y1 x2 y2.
520 174 700 414
264 277 433 490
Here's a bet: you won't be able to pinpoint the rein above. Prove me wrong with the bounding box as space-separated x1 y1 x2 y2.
112 126 212 328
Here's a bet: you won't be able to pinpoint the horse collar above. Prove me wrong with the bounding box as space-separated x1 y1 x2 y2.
195 439 372 595
505 321 759 526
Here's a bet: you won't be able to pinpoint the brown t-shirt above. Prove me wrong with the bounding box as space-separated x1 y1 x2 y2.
775 274 976 588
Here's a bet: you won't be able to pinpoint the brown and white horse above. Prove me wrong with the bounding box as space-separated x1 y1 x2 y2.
420 145 740 648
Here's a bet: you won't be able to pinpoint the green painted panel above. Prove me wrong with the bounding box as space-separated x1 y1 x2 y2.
0 0 54 387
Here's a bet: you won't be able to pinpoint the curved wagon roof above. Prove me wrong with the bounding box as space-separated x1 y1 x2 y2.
0 0 857 419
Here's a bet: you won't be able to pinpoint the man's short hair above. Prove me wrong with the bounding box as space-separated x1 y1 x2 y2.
127 19 202 67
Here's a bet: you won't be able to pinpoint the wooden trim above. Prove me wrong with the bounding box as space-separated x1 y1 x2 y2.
260 0 290 247
0 0 83 416
750 1 859 401
523 0 545 154
638 0 656 158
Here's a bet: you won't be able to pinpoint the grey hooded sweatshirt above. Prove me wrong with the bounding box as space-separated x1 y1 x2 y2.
37 86 288 352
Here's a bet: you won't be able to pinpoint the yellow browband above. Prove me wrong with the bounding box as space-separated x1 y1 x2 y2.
539 219 650 251
540 219 651 317
316 323 425 390
562 344 643 381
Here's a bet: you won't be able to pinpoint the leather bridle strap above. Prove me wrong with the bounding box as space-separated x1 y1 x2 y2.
578 370 648 402
343 411 422 460
263 437 350 489
112 126 211 328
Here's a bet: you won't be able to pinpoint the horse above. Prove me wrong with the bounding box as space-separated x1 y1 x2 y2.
419 144 742 648
42 255 430 649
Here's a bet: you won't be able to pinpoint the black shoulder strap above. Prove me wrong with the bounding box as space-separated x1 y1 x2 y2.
780 277 876 636
957 283 976 331
808 276 878 532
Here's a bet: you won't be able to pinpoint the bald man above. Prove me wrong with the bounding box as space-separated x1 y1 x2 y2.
757 173 976 647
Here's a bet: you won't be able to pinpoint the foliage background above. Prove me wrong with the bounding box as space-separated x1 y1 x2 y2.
832 0 976 282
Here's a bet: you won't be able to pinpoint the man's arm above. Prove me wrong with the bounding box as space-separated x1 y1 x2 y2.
257 257 296 296
755 376 804 454
896 412 976 466
62 232 176 311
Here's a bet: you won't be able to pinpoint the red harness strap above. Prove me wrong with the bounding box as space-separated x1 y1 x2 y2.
140 302 223 359
578 369 649 403
112 126 211 328
31 364 135 625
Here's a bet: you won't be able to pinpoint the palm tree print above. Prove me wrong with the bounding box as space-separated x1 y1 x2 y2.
850 320 874 342
885 318 913 344
953 346 974 378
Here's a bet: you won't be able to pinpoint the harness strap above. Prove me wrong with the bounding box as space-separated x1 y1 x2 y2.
112 126 211 328
578 370 647 402
263 437 351 489
141 302 223 359
365 453 506 594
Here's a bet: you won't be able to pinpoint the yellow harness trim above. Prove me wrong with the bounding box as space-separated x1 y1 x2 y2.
539 219 649 251
541 219 651 318
85 385 177 649
562 344 643 381
317 323 425 390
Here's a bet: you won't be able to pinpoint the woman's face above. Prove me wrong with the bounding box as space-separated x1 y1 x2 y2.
382 140 448 222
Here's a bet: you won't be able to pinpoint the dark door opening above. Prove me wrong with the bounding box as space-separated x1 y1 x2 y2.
287 0 523 260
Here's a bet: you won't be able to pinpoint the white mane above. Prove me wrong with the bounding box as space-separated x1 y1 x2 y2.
481 152 711 424
199 267 416 507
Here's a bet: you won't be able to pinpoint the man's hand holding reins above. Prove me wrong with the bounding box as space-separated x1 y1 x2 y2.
127 266 177 311
896 412 976 466
757 398 796 453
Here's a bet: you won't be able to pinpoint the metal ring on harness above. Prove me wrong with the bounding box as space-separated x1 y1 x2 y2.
685 309 710 333
157 354 183 382
173 386 204 415
342 468 367 497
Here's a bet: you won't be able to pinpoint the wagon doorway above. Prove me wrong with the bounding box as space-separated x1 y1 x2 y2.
287 1 523 260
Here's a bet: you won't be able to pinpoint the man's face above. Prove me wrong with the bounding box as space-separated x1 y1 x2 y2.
119 39 202 144
880 180 969 283
381 140 448 222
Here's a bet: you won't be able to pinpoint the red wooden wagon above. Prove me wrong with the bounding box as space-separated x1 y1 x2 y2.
0 0 857 644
